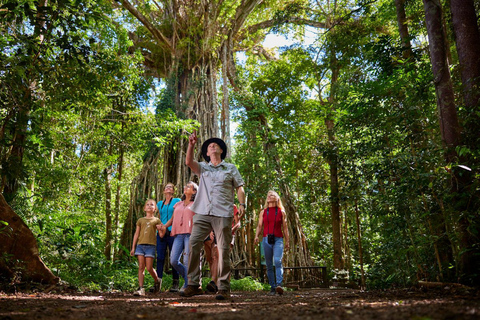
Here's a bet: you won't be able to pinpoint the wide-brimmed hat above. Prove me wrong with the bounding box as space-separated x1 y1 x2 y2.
202 137 227 162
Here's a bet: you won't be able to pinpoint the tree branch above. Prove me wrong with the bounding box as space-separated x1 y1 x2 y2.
118 0 172 50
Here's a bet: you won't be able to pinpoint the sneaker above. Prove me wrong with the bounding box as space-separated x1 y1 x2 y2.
133 287 145 296
206 281 218 294
180 285 203 297
179 286 186 294
154 278 162 294
169 279 179 292
275 286 284 295
268 288 276 296
215 290 230 300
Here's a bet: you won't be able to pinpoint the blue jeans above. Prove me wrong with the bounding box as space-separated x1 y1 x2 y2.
170 233 190 287
262 236 284 289
156 233 179 280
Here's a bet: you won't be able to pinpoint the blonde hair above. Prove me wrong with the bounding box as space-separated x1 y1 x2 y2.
144 198 158 214
263 190 285 212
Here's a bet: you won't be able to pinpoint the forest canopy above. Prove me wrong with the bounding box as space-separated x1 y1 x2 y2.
1 0 479 290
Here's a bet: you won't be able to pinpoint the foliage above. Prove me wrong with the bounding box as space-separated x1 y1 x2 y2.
230 276 268 291
1 0 479 291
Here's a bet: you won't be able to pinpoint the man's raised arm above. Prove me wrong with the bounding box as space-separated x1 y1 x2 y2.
186 130 200 175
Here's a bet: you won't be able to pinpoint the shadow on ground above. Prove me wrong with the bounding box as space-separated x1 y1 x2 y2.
1 287 479 319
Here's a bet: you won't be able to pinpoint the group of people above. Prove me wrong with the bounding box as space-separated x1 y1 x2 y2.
130 132 290 300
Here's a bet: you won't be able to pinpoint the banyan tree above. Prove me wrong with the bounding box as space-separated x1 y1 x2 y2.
116 0 322 285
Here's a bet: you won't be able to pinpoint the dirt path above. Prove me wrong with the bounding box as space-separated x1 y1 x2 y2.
1 288 479 319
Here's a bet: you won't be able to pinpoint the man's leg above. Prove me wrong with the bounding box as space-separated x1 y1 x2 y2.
187 215 212 287
211 216 233 291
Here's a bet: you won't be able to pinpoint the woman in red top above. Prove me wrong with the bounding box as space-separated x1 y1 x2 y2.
254 190 290 295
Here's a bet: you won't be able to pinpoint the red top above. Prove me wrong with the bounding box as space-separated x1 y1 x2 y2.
262 207 283 238
232 205 239 235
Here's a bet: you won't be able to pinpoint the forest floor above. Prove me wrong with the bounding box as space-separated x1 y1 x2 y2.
1 286 479 320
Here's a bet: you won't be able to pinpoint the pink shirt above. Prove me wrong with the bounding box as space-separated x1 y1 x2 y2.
171 200 196 236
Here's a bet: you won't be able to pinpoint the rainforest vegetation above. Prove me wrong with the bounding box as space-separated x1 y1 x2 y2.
1 0 479 292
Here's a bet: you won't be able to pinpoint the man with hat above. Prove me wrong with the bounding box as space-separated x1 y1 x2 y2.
181 131 246 300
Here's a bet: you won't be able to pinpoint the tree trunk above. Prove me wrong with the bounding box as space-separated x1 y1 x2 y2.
343 206 350 273
104 165 113 260
354 199 365 288
117 146 162 258
0 0 49 202
423 0 463 282
326 42 344 271
221 44 231 149
450 0 480 110
263 139 317 285
0 194 58 284
114 145 124 249
0 101 30 203
423 0 461 158
449 0 480 285
395 0 413 59
120 60 220 255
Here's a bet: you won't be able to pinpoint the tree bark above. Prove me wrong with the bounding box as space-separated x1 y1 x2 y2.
449 0 480 285
326 42 344 271
0 194 58 284
104 165 113 260
423 0 461 159
449 0 480 110
114 142 124 249
395 0 413 59
117 146 162 258
354 199 365 288
423 0 464 282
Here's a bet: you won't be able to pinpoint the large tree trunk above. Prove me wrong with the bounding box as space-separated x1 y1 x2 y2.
449 0 480 285
0 100 30 203
120 61 220 254
422 0 461 282
0 194 58 284
117 146 162 257
423 0 461 157
326 40 344 271
0 0 49 202
263 138 317 285
450 0 480 110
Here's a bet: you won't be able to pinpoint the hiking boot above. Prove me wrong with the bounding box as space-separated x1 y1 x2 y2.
275 286 284 295
268 288 276 296
180 285 203 297
154 278 162 294
169 279 179 292
133 287 145 296
206 280 218 294
215 290 230 300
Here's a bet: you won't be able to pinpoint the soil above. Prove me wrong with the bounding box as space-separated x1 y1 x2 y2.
1 286 479 320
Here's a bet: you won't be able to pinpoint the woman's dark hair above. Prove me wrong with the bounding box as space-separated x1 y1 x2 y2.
181 181 198 201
